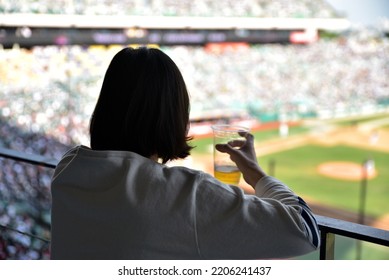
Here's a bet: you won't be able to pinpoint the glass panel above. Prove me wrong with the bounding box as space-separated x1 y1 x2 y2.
335 235 389 260
0 158 53 260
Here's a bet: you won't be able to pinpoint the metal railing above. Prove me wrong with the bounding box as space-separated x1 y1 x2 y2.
1 146 389 260
316 215 389 259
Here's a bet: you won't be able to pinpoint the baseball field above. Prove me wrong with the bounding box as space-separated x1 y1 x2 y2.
186 112 389 260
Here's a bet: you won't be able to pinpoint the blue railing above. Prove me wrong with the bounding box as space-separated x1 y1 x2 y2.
1 147 389 260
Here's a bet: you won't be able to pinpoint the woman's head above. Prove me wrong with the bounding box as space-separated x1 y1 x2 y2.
90 47 192 163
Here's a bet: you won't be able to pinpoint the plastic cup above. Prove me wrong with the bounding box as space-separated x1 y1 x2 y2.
211 124 249 185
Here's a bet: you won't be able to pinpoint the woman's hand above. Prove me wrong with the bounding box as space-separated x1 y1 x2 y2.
215 132 266 188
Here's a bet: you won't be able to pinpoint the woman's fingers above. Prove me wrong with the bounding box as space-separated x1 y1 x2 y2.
216 133 265 187
227 139 246 148
215 143 235 153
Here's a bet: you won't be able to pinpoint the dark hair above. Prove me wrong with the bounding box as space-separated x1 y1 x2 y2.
90 47 193 163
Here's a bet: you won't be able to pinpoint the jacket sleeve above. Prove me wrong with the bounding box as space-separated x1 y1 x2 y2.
194 174 320 259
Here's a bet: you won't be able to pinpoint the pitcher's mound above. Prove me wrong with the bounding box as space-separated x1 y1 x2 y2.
317 161 377 181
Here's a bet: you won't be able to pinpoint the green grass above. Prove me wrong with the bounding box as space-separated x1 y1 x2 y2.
252 125 310 142
192 137 389 217
191 116 389 217
259 145 389 217
190 125 310 154
192 128 389 216
258 144 389 260
190 122 389 260
296 236 389 260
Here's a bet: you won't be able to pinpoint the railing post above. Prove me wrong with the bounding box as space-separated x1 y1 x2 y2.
320 230 335 260
356 159 369 260
268 159 275 177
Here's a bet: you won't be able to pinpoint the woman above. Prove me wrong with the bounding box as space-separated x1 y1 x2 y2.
50 47 319 259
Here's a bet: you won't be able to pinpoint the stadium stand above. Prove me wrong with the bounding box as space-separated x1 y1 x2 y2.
0 0 337 17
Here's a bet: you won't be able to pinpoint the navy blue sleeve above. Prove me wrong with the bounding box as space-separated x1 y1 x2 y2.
298 197 320 248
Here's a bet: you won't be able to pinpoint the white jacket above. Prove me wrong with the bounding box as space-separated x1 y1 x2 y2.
50 145 319 259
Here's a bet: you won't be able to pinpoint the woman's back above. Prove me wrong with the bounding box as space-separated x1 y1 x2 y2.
51 146 319 259
51 146 203 259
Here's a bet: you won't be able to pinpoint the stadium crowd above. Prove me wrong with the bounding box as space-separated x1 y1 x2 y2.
2 28 388 135
0 0 336 18
0 118 65 259
0 0 388 260
1 28 389 259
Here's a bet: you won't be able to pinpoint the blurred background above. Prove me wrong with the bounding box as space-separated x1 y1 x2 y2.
0 0 388 260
